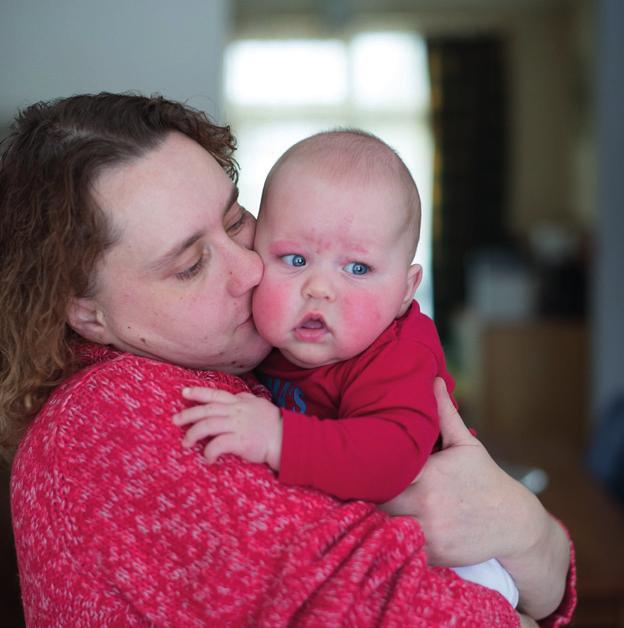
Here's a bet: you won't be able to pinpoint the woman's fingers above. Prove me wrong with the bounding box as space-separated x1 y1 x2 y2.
518 613 538 628
433 377 474 447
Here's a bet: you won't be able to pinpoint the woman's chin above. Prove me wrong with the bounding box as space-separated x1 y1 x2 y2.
228 337 273 373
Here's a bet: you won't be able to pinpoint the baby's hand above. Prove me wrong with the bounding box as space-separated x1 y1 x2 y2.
173 387 282 469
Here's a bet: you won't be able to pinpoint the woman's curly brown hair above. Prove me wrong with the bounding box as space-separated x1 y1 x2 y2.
0 92 238 457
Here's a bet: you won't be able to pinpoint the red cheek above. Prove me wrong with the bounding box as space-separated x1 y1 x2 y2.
252 281 291 328
341 292 384 338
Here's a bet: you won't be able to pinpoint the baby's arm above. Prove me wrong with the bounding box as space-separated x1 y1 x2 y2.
277 341 444 502
173 387 283 470
173 362 434 503
173 380 427 503
175 336 444 503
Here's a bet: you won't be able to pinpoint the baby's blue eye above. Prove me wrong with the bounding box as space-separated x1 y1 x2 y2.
344 261 370 276
282 254 306 267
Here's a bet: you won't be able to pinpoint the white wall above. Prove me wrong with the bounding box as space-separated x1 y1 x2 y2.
0 0 230 136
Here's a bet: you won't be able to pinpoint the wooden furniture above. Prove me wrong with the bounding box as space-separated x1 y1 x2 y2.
483 436 624 627
462 319 624 625
473 321 589 448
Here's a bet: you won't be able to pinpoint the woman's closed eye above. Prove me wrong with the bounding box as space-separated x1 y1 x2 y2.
175 255 205 281
227 208 248 235
344 261 370 276
281 254 306 267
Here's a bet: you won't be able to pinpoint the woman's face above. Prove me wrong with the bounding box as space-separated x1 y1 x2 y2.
77 132 271 373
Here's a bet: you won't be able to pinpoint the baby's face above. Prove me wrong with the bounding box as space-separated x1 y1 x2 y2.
252 163 421 368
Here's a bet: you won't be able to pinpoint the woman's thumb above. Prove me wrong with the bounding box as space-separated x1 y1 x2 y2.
434 377 472 448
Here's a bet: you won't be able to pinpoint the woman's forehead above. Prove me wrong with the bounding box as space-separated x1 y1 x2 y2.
94 135 232 232
93 133 236 264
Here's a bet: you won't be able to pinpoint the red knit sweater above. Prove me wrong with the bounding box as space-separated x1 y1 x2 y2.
11 344 576 626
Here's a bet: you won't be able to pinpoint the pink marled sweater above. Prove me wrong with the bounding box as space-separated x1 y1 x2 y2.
11 344 575 626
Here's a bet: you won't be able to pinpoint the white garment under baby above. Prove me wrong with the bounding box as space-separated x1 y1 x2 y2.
452 558 519 608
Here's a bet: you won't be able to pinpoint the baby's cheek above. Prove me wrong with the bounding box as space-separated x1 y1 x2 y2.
252 280 291 341
341 292 385 348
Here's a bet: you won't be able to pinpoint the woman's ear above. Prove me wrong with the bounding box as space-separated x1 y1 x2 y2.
398 264 423 316
66 297 110 343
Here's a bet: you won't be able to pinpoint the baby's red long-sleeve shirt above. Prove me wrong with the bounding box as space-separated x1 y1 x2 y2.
258 302 454 502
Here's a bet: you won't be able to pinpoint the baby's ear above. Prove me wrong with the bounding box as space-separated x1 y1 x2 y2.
66 297 112 344
398 264 422 316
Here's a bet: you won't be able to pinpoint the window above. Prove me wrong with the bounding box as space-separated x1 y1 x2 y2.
225 31 434 315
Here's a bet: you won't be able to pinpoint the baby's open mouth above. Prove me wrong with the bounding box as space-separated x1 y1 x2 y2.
299 317 325 330
294 314 329 341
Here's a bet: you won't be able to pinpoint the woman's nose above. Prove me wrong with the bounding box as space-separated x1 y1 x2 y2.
303 274 335 302
226 244 263 297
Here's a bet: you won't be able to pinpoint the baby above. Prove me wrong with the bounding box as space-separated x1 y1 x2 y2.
174 129 518 606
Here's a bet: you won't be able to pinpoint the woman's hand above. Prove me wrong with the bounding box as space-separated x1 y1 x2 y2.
381 378 529 565
381 378 570 619
518 613 539 628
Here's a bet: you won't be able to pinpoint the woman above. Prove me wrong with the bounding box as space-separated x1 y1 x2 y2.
1 93 574 626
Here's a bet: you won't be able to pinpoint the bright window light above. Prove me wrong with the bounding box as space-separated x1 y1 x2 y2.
352 33 431 110
224 31 434 317
234 120 329 215
225 40 348 106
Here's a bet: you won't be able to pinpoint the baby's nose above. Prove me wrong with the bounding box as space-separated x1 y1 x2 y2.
303 274 335 302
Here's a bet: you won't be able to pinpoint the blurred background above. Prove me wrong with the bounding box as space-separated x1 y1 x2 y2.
1 0 622 625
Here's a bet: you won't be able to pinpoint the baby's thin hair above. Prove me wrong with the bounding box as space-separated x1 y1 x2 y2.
265 128 416 190
261 128 421 254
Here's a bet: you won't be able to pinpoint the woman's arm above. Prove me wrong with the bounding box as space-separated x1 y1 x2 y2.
381 378 573 621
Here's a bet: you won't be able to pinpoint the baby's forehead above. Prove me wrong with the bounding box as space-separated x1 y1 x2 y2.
298 154 416 220
289 137 397 181
269 172 416 247
290 227 378 254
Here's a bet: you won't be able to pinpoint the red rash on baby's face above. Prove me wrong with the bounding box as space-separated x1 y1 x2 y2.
252 162 419 368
